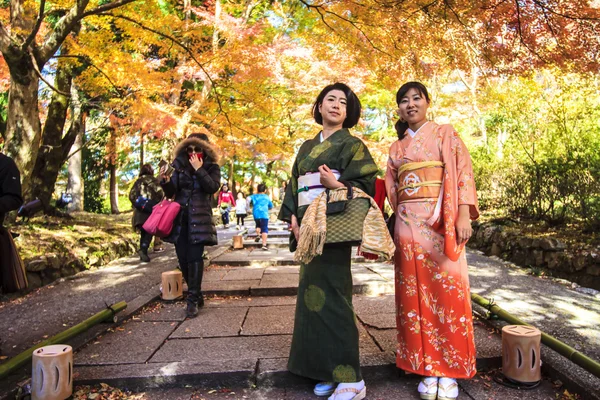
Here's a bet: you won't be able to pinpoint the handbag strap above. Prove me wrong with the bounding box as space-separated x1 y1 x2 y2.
325 181 353 203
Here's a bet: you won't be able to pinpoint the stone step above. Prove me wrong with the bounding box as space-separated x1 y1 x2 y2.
72 295 502 391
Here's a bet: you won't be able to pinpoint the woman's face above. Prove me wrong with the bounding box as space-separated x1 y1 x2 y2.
222 185 228 192
397 88 429 129
318 89 347 127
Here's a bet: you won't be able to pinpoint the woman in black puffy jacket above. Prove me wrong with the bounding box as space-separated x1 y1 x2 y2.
160 132 221 318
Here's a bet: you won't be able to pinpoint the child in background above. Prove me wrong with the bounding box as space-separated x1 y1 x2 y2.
235 192 248 229
249 184 273 250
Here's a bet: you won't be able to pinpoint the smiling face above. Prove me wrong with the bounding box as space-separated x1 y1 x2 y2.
318 89 347 128
397 87 430 131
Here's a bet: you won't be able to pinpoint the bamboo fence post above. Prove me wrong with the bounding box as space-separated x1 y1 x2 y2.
471 293 600 380
0 301 127 380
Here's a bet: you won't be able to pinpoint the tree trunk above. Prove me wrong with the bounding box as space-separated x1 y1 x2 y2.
67 88 86 212
3 61 42 200
230 157 237 199
109 164 119 214
139 130 144 169
29 55 73 212
108 128 119 214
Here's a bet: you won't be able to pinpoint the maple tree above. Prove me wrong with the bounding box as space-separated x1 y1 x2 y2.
0 0 598 215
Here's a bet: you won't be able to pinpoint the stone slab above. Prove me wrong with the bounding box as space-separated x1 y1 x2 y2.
460 374 562 400
361 261 395 281
242 305 295 335
150 335 293 363
74 359 257 391
246 230 290 238
202 280 261 296
358 322 383 354
264 265 300 274
205 295 297 308
353 294 396 315
473 319 502 366
222 267 265 281
203 269 231 282
358 312 396 329
75 321 175 365
368 328 397 354
251 273 299 296
137 301 187 322
170 307 248 338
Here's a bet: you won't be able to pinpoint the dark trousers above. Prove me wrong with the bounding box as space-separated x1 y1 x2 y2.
237 215 245 225
140 228 152 250
174 215 205 305
221 211 230 225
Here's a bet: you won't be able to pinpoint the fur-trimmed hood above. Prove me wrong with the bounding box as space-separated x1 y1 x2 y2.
172 137 220 164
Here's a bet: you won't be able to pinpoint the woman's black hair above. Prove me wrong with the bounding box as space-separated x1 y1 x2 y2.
395 81 430 140
221 183 228 192
257 183 266 193
312 82 361 129
139 163 154 177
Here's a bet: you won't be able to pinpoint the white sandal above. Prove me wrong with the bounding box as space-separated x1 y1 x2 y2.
438 377 459 400
418 377 438 400
327 381 366 400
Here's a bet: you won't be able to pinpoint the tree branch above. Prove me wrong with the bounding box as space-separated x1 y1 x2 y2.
37 0 91 64
21 0 46 51
52 54 124 97
81 0 139 18
30 51 71 96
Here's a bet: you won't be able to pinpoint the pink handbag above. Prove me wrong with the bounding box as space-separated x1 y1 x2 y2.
142 199 181 238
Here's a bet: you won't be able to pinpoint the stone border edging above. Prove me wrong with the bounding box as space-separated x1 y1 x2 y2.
23 237 138 290
469 221 600 291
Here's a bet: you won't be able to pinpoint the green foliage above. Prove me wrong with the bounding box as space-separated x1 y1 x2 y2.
83 128 109 213
469 71 600 228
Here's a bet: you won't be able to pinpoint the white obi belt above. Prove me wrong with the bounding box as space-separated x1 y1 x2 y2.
297 169 341 207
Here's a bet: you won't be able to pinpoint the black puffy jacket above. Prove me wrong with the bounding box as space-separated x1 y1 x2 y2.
161 137 221 246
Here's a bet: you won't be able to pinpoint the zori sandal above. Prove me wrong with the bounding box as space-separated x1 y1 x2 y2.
437 377 459 400
418 376 438 400
327 385 366 400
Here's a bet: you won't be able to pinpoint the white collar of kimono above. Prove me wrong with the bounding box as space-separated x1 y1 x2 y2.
407 121 429 138
319 131 324 143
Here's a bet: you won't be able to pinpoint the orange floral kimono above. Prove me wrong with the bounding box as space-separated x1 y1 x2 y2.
385 121 479 379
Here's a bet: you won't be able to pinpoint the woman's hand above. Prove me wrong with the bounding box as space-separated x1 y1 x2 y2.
291 214 300 241
318 165 344 189
159 165 171 182
455 204 472 245
190 154 204 171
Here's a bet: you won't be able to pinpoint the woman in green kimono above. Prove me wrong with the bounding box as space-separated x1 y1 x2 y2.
279 83 378 400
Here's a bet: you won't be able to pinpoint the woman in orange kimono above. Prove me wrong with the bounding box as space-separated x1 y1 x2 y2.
385 82 479 400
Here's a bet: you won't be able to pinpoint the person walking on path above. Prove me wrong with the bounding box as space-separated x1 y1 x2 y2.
0 151 24 295
234 192 248 229
129 163 164 262
160 132 221 318
385 82 479 400
217 183 235 228
249 184 273 250
279 82 379 400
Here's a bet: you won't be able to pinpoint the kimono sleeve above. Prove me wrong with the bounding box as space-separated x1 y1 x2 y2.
278 150 302 223
443 125 479 220
385 141 401 213
337 139 378 197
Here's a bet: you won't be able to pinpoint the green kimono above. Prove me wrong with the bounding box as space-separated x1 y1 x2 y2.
279 129 378 383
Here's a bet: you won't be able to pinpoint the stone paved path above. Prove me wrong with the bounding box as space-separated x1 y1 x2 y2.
0 221 598 399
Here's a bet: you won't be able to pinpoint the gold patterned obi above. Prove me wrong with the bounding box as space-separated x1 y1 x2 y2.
397 161 444 203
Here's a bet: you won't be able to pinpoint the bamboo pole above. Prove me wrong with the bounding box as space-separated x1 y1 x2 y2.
0 301 127 380
471 293 600 380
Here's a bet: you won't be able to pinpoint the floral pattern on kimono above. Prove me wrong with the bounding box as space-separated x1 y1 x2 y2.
385 122 479 379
